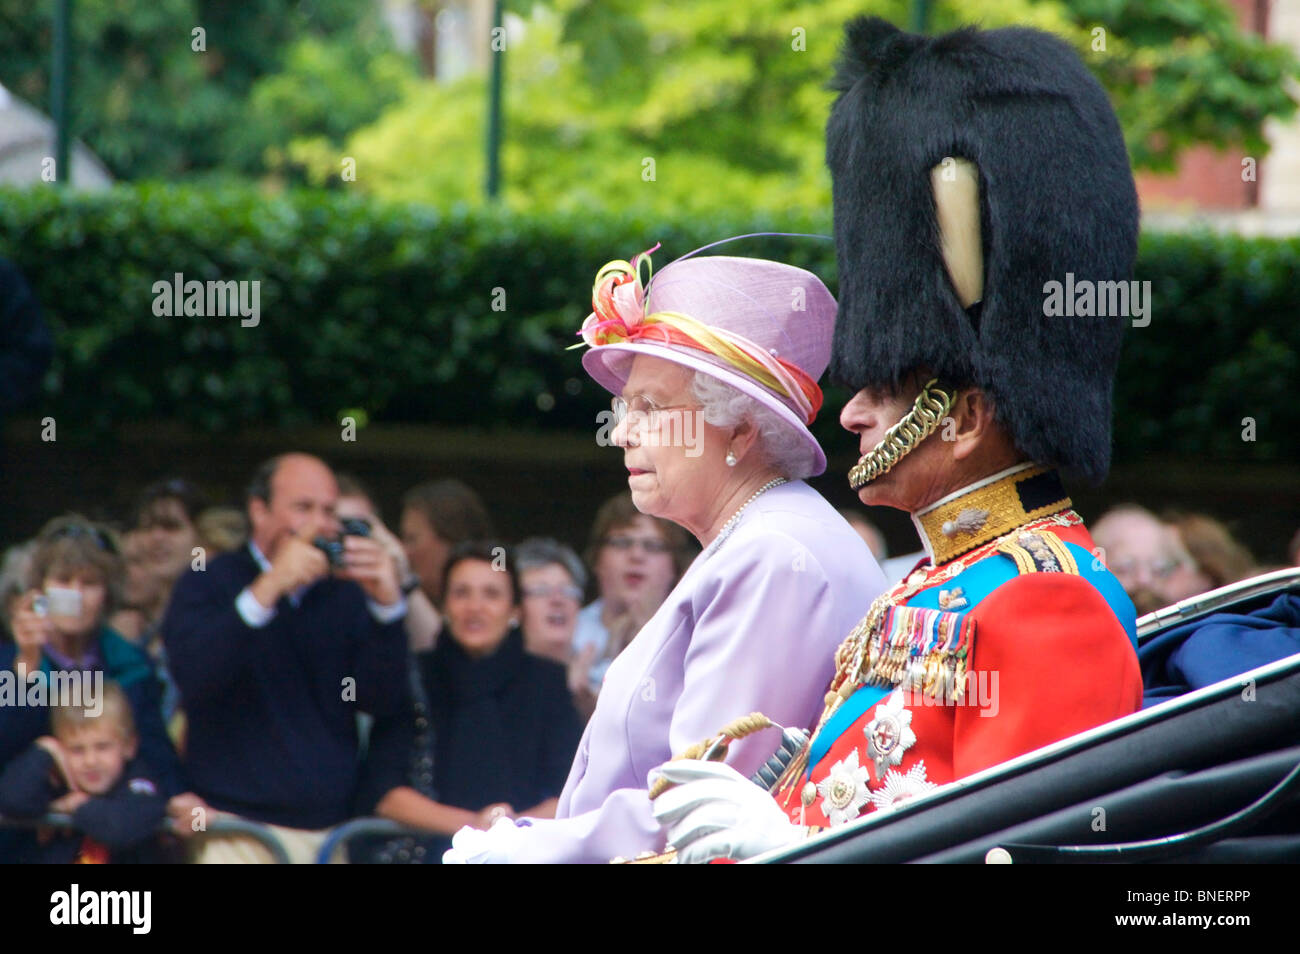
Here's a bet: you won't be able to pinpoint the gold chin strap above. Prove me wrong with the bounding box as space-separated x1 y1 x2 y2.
847 378 957 490
847 158 979 492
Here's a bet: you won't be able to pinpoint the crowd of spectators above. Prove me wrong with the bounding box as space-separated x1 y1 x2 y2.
0 454 693 863
1 455 1293 863
1091 504 1283 615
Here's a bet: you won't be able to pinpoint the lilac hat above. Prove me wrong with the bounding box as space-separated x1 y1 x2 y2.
578 249 836 477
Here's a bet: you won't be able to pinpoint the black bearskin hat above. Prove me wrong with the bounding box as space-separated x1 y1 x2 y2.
826 17 1139 485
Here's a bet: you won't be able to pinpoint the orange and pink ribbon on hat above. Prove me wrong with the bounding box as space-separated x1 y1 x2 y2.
573 244 823 425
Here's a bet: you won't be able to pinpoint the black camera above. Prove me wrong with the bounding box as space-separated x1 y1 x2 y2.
313 518 372 569
340 517 372 538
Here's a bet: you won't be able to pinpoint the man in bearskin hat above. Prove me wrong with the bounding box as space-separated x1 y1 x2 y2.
651 16 1146 863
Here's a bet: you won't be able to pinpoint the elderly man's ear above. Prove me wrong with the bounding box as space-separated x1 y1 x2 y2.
247 497 271 534
946 388 1002 461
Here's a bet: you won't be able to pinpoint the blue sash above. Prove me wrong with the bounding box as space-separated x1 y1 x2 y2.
806 683 891 776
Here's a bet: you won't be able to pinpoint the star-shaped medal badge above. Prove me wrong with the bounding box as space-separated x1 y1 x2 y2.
868 760 938 814
864 690 917 781
816 749 872 827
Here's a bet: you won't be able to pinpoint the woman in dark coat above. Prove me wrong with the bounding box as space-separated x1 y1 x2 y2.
358 542 581 859
425 542 581 816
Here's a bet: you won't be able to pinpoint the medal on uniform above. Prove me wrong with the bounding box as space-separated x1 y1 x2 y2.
864 690 917 781
869 760 938 814
816 750 872 827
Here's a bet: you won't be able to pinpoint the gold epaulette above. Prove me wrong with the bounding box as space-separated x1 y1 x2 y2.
995 528 1079 575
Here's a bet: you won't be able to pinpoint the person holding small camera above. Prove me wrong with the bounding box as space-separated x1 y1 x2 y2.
336 474 441 653
0 515 182 862
161 453 410 863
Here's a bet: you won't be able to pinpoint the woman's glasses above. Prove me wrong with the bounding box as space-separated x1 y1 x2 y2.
610 394 700 429
603 536 672 555
521 583 584 601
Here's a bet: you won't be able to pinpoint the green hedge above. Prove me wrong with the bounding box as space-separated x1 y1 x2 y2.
1 184 1296 463
1120 231 1300 462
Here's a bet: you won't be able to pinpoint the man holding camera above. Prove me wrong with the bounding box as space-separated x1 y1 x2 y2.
162 453 409 863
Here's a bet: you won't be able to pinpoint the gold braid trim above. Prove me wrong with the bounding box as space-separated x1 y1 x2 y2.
847 379 956 490
645 712 777 800
914 464 1072 565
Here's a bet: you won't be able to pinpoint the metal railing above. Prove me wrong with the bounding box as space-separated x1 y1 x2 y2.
313 818 438 864
1136 566 1300 642
0 812 437 863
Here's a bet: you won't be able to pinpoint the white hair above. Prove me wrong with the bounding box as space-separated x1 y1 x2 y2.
690 372 814 481
514 536 588 592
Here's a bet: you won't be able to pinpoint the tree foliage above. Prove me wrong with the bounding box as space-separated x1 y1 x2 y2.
0 0 1293 202
0 0 410 180
304 0 1298 214
1063 0 1300 170
310 0 1066 214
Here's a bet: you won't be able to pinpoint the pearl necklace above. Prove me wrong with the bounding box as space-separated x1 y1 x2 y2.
706 477 788 554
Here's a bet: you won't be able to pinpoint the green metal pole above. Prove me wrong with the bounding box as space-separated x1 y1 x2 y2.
52 0 73 186
910 0 930 34
485 0 504 200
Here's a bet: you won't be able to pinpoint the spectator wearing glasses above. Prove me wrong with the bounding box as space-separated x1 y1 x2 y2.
1093 504 1208 615
571 494 691 705
515 537 588 665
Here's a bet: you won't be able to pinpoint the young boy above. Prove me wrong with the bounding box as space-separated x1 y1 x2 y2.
0 682 166 863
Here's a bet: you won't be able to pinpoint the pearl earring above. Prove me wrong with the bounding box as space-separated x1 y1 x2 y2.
725 450 737 467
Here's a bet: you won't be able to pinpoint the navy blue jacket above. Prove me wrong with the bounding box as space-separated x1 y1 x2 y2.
0 747 165 863
420 630 581 813
1140 592 1300 705
162 546 409 830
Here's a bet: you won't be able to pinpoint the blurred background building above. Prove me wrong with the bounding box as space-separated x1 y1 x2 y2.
1140 0 1300 233
0 83 111 189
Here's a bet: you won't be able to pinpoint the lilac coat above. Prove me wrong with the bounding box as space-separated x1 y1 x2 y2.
503 481 885 862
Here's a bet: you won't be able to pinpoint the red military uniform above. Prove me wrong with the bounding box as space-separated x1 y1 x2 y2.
778 464 1142 829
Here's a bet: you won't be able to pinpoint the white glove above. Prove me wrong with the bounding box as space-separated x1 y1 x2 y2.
650 760 804 864
442 816 527 864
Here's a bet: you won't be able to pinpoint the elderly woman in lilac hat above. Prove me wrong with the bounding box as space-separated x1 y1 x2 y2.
445 245 887 863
